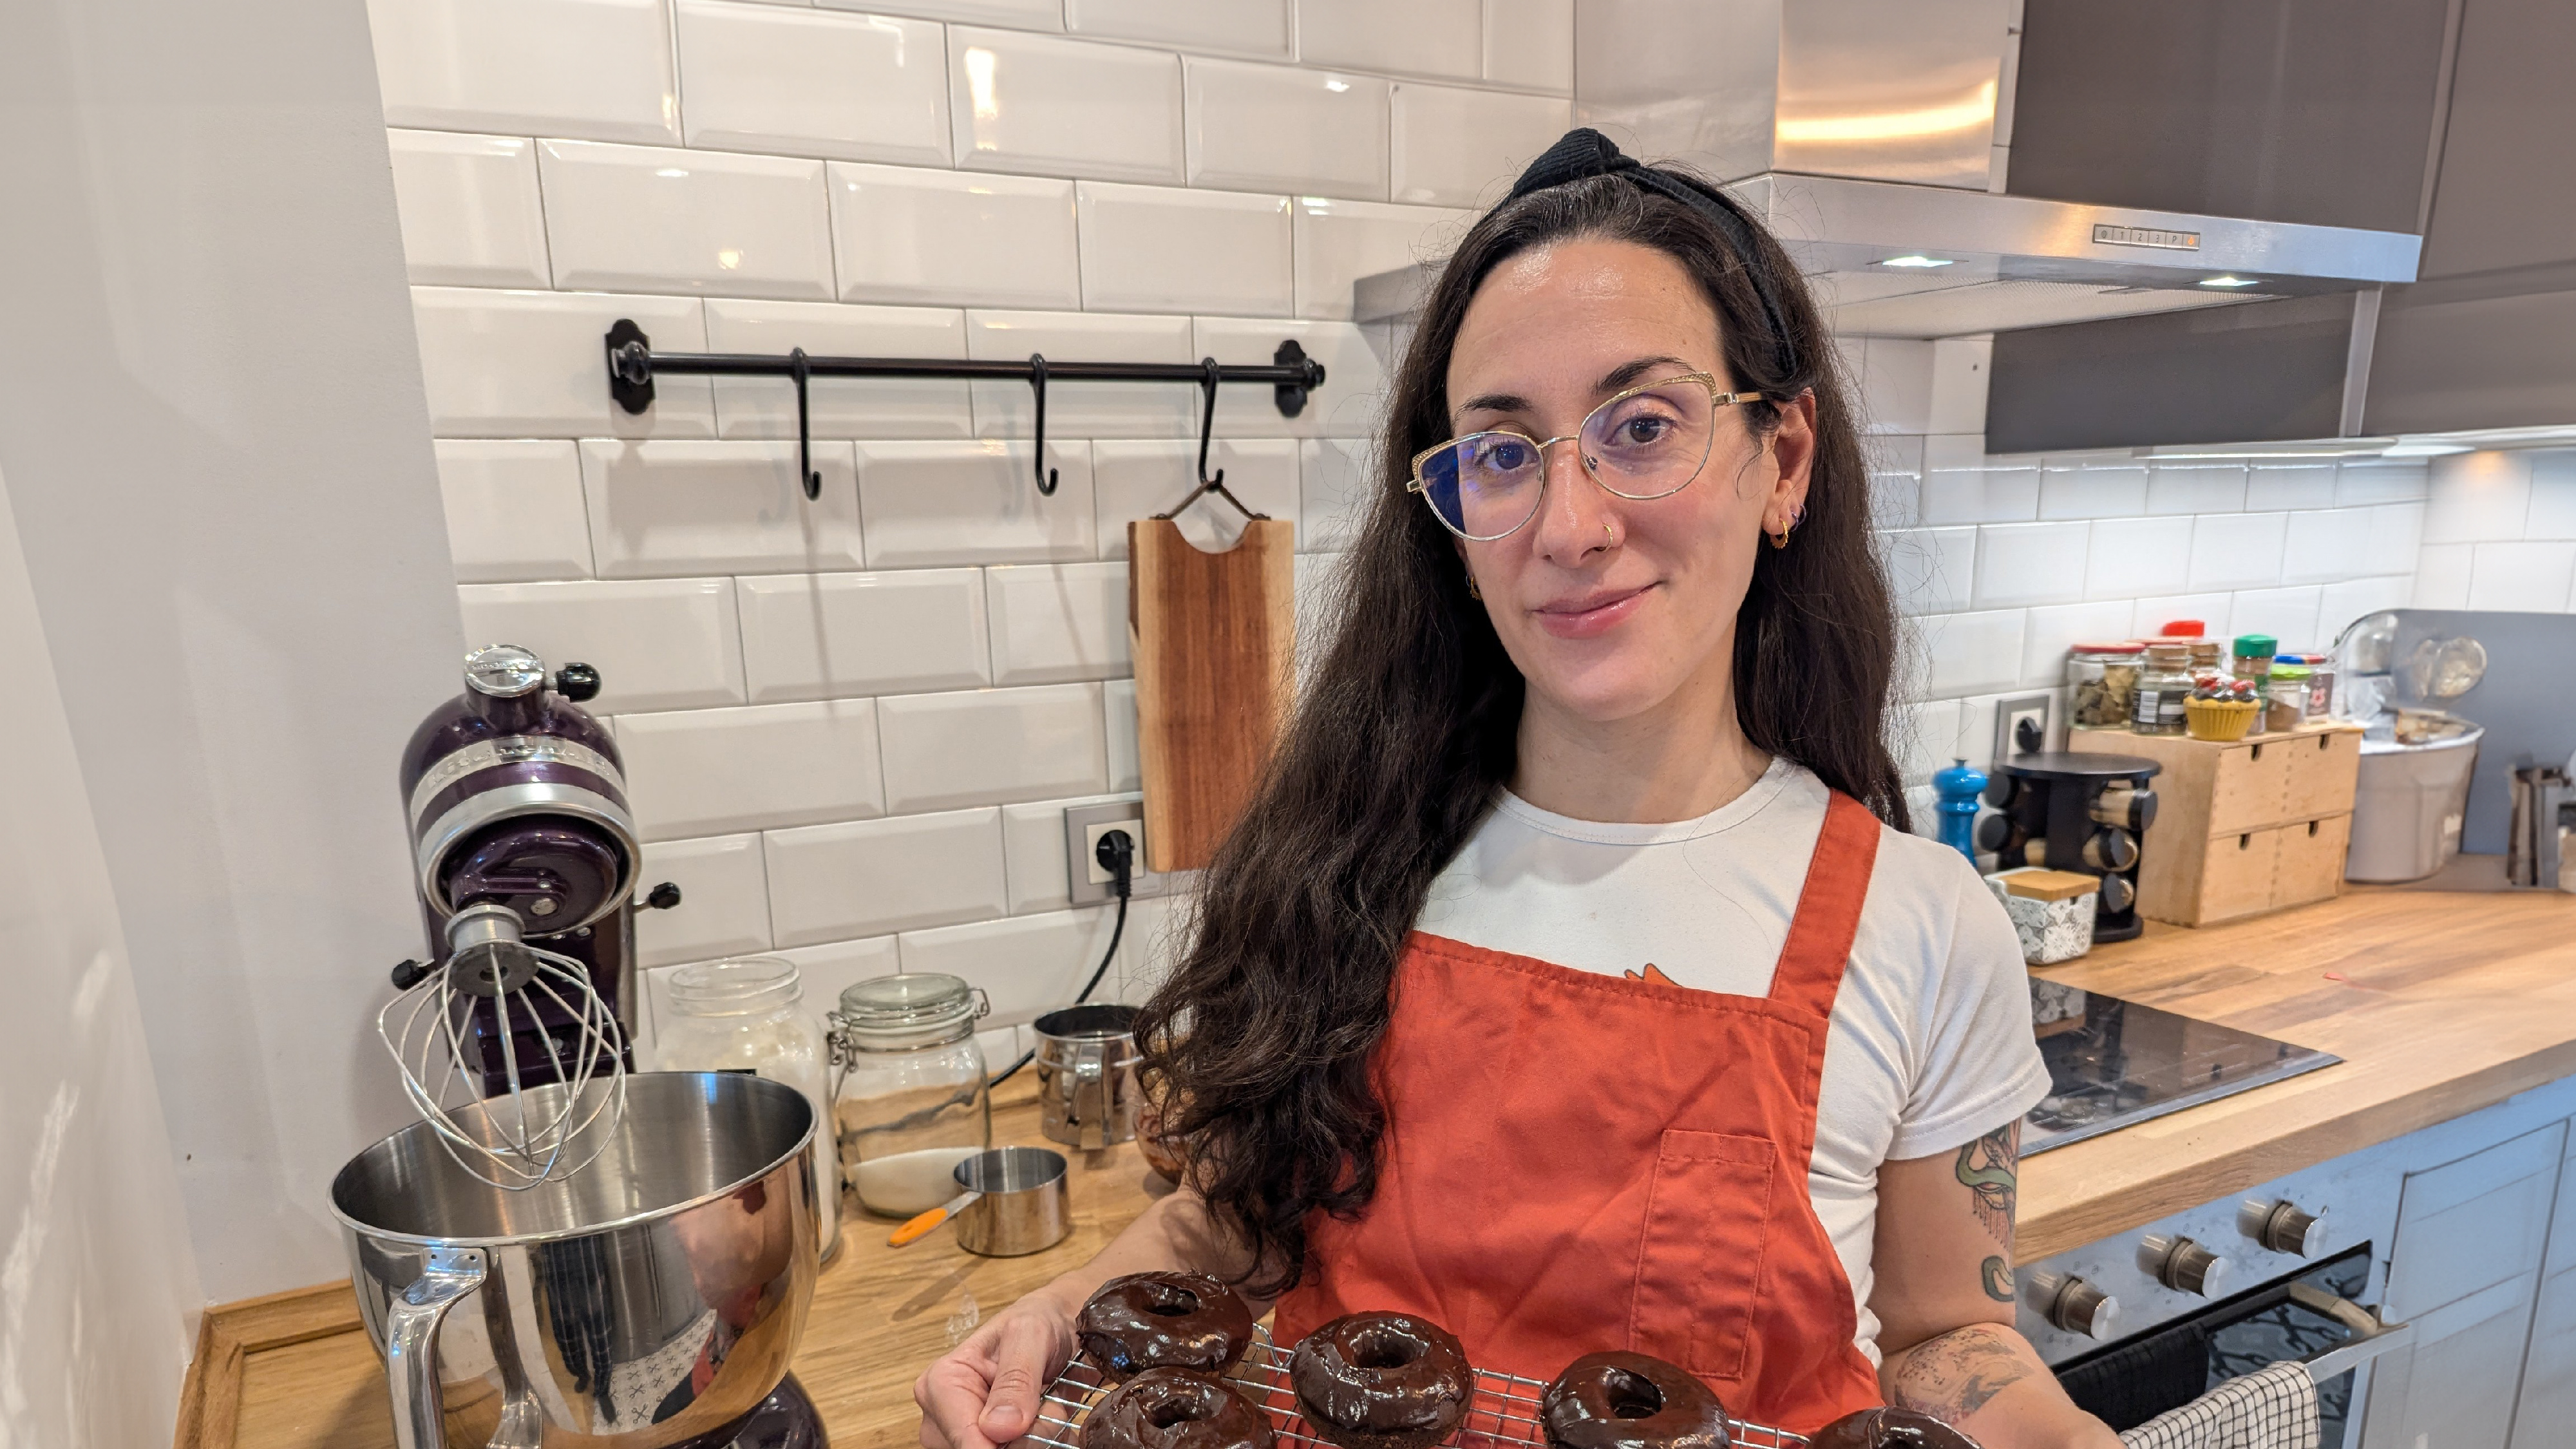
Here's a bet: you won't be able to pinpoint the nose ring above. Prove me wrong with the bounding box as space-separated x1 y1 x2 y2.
1602 522 1615 547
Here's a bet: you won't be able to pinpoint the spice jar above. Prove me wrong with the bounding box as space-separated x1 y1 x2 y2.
2131 643 2194 734
828 972 993 1218
2231 632 2278 685
2266 663 2313 732
2189 639 2224 675
2066 642 2143 730
656 957 838 1256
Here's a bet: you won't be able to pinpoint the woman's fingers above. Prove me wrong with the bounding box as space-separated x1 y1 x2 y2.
976 1311 1069 1443
916 1328 1009 1449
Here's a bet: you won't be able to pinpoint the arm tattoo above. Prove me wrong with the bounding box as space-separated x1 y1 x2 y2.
1889 1324 2034 1423
1955 1121 2020 1248
1980 1255 2015 1302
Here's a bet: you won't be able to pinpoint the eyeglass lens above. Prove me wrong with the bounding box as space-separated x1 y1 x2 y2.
1417 378 1721 540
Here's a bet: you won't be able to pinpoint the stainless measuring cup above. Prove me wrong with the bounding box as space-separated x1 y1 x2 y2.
950 1146 1070 1256
1033 1004 1142 1150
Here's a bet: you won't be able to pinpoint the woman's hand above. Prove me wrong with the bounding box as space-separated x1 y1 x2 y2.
915 1283 1081 1449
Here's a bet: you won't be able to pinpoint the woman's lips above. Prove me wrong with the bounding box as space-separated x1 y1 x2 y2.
1531 583 1653 638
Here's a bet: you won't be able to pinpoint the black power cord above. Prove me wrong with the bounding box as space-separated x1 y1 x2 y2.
987 827 1134 1087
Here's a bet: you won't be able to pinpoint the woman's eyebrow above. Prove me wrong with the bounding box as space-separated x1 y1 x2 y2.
1454 357 1696 420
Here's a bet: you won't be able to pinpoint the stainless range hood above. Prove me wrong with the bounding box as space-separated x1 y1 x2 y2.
1359 0 2421 343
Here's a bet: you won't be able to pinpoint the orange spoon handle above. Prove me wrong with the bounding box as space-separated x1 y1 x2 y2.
889 1190 976 1246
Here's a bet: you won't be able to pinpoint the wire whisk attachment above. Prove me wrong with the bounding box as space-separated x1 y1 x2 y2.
377 903 630 1191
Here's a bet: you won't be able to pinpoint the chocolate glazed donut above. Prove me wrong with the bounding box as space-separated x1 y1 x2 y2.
1078 1273 1257 1381
1081 1368 1276 1449
1289 1312 1473 1449
1806 1408 1982 1449
1540 1352 1730 1449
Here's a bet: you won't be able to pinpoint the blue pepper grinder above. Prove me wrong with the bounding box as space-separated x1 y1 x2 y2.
1932 757 1987 864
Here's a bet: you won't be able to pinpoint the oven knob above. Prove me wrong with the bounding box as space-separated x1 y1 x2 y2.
2240 1200 2327 1256
2141 1234 2230 1298
2041 1275 2121 1340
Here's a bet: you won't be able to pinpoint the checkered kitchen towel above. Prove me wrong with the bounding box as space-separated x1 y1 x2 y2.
2118 1361 2320 1449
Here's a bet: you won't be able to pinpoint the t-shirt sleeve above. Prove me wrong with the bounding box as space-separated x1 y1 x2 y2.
1885 849 2053 1161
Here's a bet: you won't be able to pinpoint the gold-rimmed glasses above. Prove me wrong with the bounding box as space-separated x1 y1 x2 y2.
1405 372 1763 542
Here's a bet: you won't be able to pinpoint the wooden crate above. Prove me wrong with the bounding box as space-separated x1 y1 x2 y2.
2069 723 2362 925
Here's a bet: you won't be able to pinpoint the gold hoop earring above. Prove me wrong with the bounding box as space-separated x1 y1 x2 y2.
1769 520 1790 550
1466 573 1482 600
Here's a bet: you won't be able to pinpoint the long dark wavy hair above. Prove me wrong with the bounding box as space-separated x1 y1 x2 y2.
1132 166 1903 1298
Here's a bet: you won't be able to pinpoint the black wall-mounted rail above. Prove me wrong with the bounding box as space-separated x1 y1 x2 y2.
605 319 1326 500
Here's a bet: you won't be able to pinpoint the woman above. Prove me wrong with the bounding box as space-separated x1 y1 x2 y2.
916 131 2117 1448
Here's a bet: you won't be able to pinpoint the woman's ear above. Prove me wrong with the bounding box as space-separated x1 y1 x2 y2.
1767 390 1819 522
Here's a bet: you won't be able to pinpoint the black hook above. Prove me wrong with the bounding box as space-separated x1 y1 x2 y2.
1154 357 1265 524
788 347 820 500
1028 354 1059 497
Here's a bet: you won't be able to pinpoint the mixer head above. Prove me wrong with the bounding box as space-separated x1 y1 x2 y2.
380 902 630 1190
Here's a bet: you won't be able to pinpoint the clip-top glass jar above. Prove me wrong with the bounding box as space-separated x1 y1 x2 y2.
653 957 838 1257
2132 643 2194 735
2066 641 2143 730
829 973 992 1218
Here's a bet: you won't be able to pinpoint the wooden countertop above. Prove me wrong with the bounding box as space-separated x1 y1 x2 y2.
193 887 2576 1449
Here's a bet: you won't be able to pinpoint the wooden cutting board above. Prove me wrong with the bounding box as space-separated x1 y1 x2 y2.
1128 517 1296 873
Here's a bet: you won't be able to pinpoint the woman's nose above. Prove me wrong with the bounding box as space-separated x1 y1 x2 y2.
1528 442 1615 564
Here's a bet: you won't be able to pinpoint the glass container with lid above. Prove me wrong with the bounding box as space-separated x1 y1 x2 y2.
2132 643 2193 735
2066 641 2143 729
828 972 993 1218
652 956 838 1256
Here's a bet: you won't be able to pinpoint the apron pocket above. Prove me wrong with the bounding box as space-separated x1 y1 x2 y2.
1626 1128 1777 1381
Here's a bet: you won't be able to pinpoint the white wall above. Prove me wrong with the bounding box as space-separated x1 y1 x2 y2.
2415 450 2576 611
0 464 200 1447
0 0 468 1302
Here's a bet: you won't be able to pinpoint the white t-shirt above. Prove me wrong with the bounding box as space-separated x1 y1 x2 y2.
1415 759 2051 1365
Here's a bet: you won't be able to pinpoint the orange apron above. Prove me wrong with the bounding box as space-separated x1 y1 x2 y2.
1272 791 1888 1433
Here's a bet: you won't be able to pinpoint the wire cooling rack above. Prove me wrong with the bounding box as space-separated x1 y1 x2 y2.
1023 1327 1810 1449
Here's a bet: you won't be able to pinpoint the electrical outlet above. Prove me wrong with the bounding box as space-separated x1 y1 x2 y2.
1063 801 1171 906
1993 692 2052 766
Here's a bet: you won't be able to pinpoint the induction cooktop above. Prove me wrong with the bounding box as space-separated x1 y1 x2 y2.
2023 985 2340 1155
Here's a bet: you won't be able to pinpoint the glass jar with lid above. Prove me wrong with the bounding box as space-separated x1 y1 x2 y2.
2131 642 2194 735
828 973 993 1218
2065 641 2143 729
653 957 838 1257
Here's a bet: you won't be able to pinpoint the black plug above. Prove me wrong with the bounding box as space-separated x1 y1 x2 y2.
1095 828 1136 900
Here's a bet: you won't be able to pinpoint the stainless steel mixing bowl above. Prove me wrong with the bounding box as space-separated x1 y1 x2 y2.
331 1072 819 1449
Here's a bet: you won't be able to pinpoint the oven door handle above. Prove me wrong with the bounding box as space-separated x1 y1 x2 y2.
2287 1285 2414 1382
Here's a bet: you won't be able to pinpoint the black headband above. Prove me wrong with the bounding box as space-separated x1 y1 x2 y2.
1505 128 1798 381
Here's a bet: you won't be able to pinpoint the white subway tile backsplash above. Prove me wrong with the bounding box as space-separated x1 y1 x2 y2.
636 833 772 969
1300 0 1480 79
967 310 1197 438
1482 0 1575 91
2020 601 2134 687
824 0 1057 28
1919 609 2026 697
1973 520 2088 609
1000 791 1143 913
1077 184 1293 316
2527 454 2576 538
1894 698 1963 785
2038 461 2146 520
1926 338 1992 437
1104 677 1141 790
386 131 550 288
2361 501 2426 576
2146 462 2246 516
878 683 1111 811
828 164 1079 310
616 699 886 840
2276 506 2372 586
367 0 679 144
2425 450 2537 544
897 905 1123 1029
857 440 1099 564
677 4 950 166
1855 339 1934 436
1066 0 1292 57
2334 459 2431 506
737 569 992 701
1920 439 2038 525
1301 438 1376 551
2186 511 2288 591
2226 585 2323 648
1293 552 1346 674
434 440 594 583
986 564 1132 684
1093 439 1302 558
2410 543 2472 608
1879 527 1976 616
539 140 834 299
1196 317 1387 439
1292 198 1466 321
2245 464 2337 512
412 288 715 438
772 935 904 1028
580 439 865 577
766 808 1009 943
1387 84 1570 209
706 299 975 440
2085 515 2194 601
2467 541 2576 611
2318 576 2414 633
2126 593 2233 639
457 578 744 712
1870 465 1924 531
1186 60 1390 202
1116 891 1195 1001
949 28 1184 184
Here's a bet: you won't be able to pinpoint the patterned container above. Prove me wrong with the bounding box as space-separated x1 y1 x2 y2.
1985 867 2099 965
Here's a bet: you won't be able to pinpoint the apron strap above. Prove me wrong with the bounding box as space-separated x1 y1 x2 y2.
1766 790 1883 1021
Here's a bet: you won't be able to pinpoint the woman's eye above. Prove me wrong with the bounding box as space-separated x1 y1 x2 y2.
1480 439 1533 471
1618 417 1669 445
